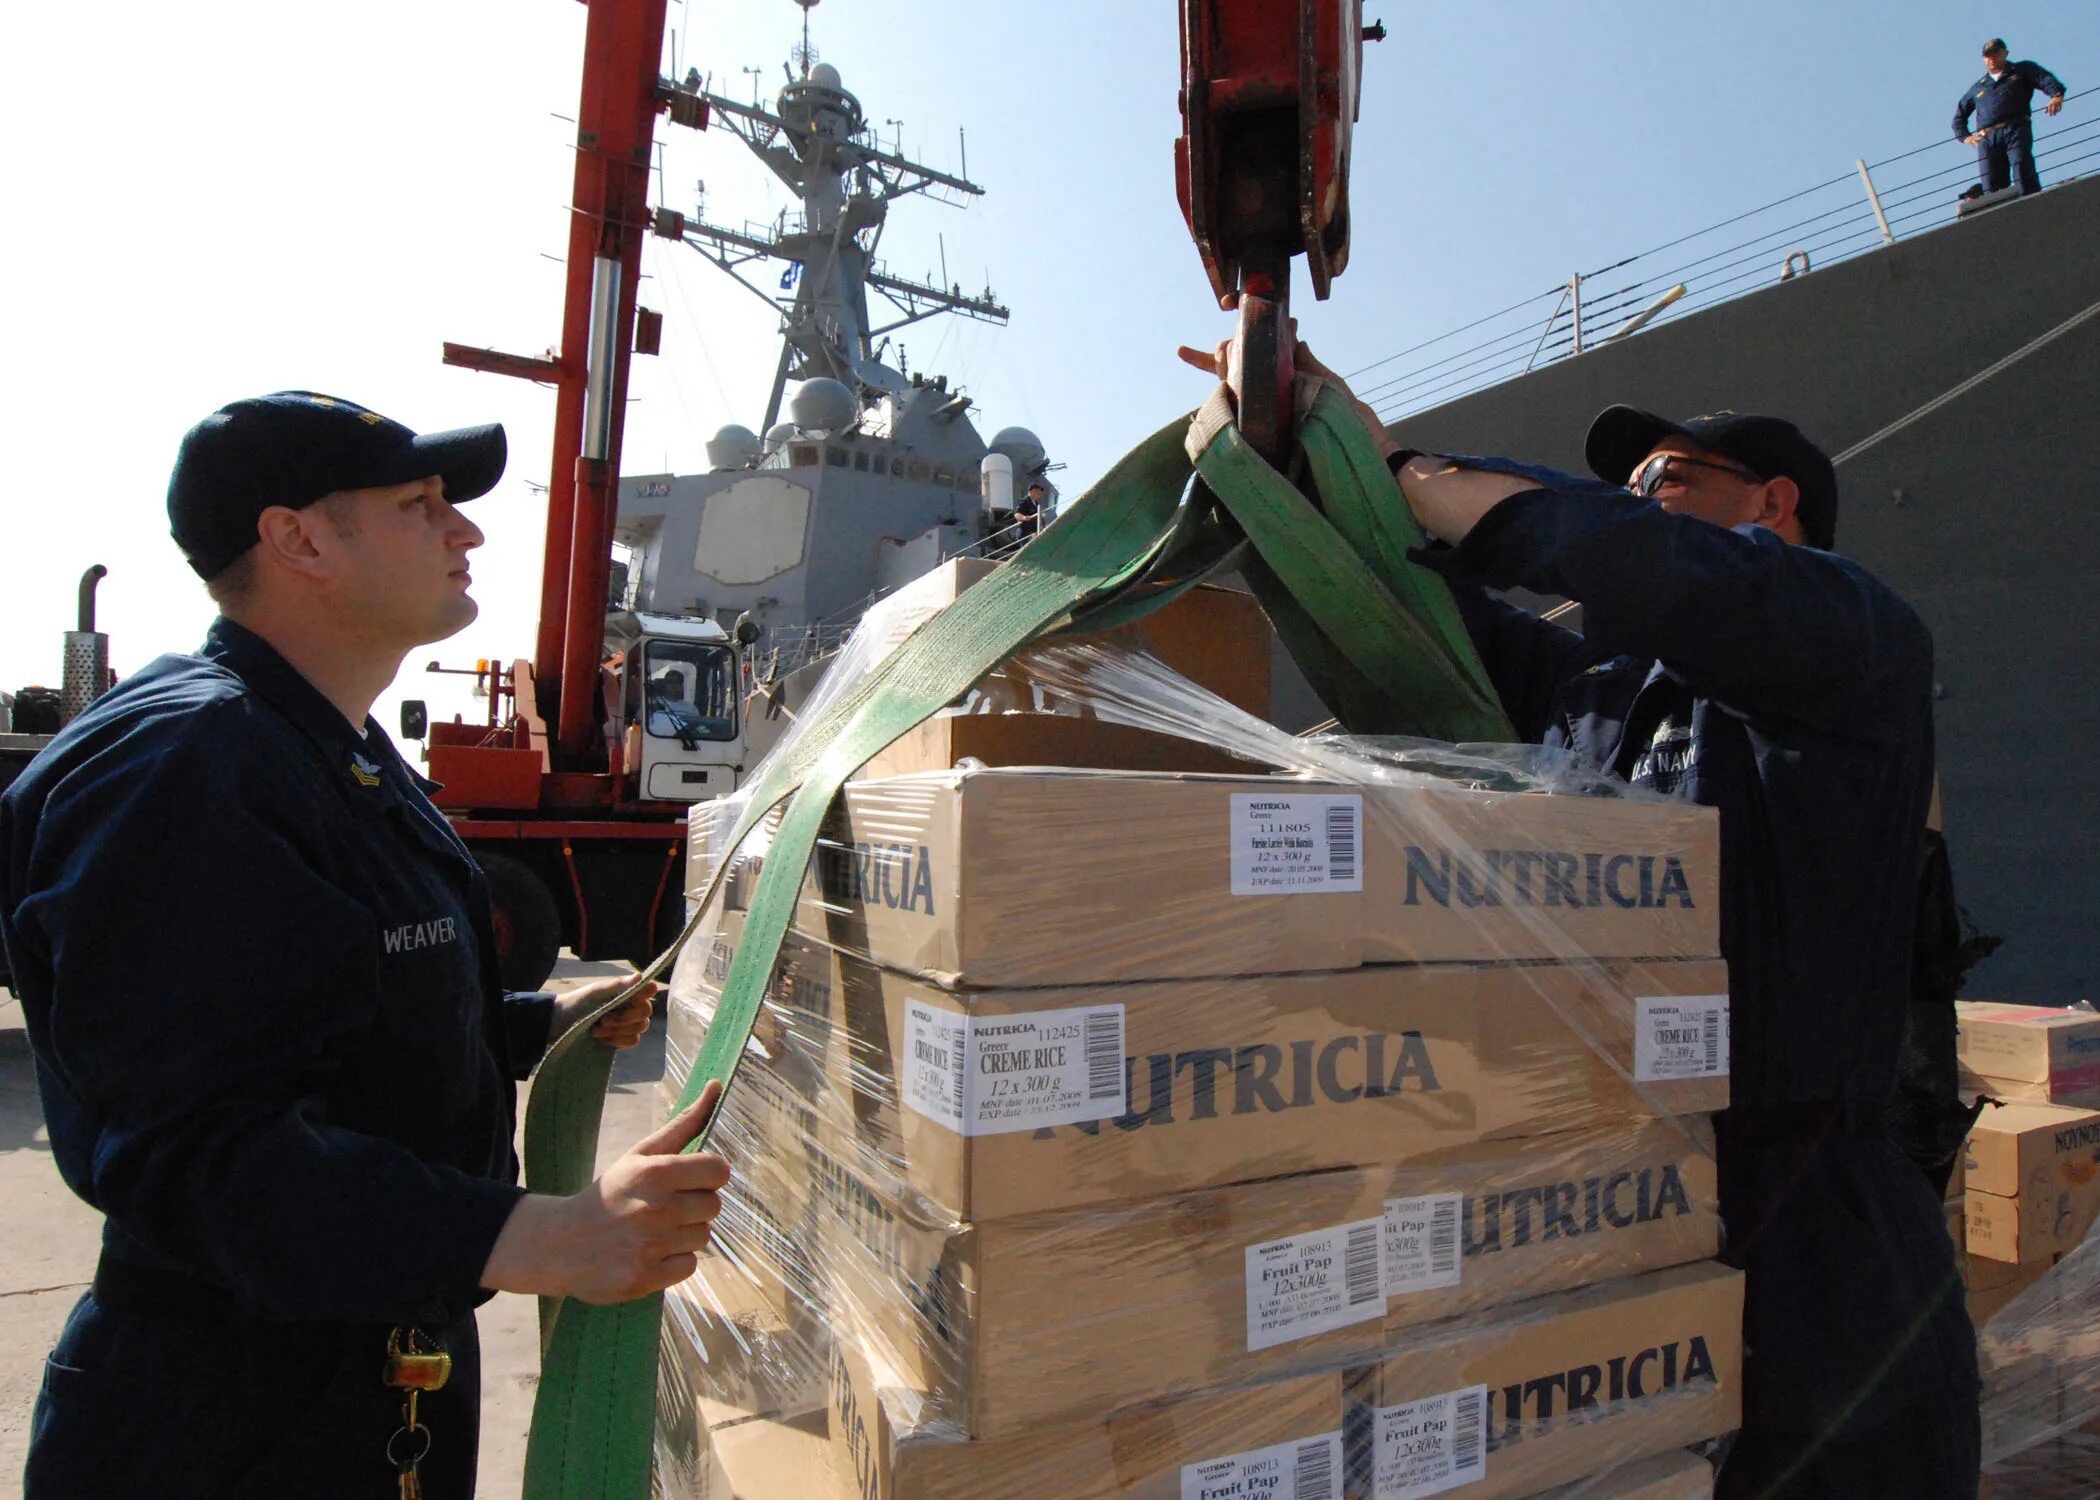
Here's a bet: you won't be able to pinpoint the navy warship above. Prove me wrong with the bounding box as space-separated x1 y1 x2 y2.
614 13 1052 761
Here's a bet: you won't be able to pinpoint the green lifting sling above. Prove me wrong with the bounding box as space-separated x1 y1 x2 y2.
517 383 1513 1498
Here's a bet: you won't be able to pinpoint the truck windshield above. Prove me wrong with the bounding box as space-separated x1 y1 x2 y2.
642 640 738 744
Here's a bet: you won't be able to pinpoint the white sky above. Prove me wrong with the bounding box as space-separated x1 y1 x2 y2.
1 1 2090 737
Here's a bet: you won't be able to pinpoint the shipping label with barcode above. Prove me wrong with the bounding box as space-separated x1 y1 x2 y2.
1229 793 1365 895
1181 1431 1344 1500
900 1000 1127 1136
1382 1193 1464 1296
1633 994 1731 1082
1244 1217 1386 1351
1373 1385 1489 1500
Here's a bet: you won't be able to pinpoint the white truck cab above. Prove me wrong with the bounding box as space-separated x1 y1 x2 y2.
606 610 745 803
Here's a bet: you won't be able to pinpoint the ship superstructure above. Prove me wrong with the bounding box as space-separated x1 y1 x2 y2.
617 20 1049 680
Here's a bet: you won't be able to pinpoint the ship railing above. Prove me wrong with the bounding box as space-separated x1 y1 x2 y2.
1353 87 2100 424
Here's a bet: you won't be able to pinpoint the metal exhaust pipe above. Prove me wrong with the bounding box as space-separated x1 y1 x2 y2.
61 564 110 725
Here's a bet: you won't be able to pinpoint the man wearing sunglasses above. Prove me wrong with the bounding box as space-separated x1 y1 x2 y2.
1328 382 1974 1497
1955 38 2066 198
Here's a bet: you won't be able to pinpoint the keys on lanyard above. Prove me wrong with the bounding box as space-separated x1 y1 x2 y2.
383 1327 452 1499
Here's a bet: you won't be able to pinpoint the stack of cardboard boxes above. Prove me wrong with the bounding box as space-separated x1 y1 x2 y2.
660 570 1744 1499
1956 1003 2100 1324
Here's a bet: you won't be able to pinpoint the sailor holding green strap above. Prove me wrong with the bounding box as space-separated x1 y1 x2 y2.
1 393 730 1498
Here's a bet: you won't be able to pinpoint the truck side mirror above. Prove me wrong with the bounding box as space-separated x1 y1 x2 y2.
734 613 761 647
400 700 429 740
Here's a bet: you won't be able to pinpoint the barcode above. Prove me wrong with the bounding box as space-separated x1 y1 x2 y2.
1345 1222 1382 1306
1429 1199 1459 1276
1292 1438 1335 1500
1703 1011 1721 1073
1085 1010 1122 1100
946 1027 967 1115
1325 804 1358 883
1451 1389 1485 1475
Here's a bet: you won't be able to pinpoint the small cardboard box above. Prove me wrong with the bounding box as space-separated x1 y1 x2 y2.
1962 1100 2100 1263
680 917 1729 1223
1532 1448 1714 1500
827 1335 1347 1500
737 1116 1718 1439
1957 1003 2100 1103
1361 1263 1743 1500
693 765 1721 988
855 560 1275 781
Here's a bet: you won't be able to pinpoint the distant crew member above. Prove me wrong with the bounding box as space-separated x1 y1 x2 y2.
1015 480 1047 542
1 391 731 1499
1955 38 2066 198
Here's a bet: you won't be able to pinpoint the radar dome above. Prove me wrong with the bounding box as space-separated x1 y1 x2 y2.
809 63 842 91
789 377 856 434
705 424 761 470
763 421 797 452
989 426 1047 474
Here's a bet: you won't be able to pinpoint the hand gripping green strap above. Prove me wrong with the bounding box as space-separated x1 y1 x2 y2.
518 392 1509 1498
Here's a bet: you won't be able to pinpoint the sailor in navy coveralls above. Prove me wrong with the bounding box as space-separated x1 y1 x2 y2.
1955 38 2066 197
1284 344 1977 1496
0 393 728 1498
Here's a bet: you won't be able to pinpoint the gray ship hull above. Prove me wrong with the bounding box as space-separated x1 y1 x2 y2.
1392 175 2100 1003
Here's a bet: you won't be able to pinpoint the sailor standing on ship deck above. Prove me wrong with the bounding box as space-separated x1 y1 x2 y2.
0 392 731 1499
1290 348 1979 1499
1955 38 2066 198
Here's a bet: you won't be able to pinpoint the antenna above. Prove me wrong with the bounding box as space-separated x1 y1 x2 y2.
791 0 818 78
741 65 762 105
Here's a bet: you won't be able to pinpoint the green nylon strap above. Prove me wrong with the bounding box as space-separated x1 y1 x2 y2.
520 415 1199 1499
1187 385 1512 743
517 391 1509 1498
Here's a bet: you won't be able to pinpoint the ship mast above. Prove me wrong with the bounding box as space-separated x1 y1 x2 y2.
652 4 1008 430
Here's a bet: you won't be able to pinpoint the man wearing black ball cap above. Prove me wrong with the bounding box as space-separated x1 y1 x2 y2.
1300 365 1976 1496
0 392 730 1497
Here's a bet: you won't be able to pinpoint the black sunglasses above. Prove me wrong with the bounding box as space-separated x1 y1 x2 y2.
1631 452 1763 498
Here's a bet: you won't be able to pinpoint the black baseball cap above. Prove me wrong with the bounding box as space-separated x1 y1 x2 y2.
168 391 507 578
1984 38 2007 55
1585 404 1838 549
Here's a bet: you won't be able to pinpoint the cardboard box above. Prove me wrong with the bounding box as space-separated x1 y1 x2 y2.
1963 1073 2100 1111
683 920 1729 1221
693 765 1720 988
660 1259 828 1433
1532 1448 1714 1500
1957 1003 2100 1104
720 1115 1717 1439
1967 1255 2058 1328
855 561 1275 781
700 1407 834 1500
1361 1263 1743 1500
827 1335 1347 1500
1962 1101 2100 1263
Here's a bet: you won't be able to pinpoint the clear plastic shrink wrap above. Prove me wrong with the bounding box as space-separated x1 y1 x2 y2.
652 561 1763 1499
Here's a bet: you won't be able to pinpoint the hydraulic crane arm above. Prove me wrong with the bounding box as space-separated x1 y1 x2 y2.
445 0 710 765
1175 0 1382 460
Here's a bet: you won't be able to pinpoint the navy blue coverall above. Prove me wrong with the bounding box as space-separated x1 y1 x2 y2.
1954 60 2067 197
1419 460 1980 1499
0 619 556 1499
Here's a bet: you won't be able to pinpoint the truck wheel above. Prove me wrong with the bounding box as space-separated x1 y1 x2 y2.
479 852 561 991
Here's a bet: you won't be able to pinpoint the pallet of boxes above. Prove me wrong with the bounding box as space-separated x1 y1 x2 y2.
1955 999 2100 1466
654 561 1743 1500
